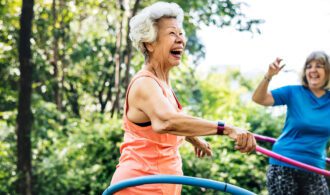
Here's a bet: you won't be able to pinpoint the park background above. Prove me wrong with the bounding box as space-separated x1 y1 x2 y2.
1 0 329 194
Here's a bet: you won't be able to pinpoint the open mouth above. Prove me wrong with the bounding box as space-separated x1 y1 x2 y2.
309 74 320 79
170 50 182 58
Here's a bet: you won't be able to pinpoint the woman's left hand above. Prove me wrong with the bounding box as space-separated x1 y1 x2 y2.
186 136 212 158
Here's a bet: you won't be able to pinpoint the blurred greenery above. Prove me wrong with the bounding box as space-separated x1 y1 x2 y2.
1 0 328 194
1 68 286 195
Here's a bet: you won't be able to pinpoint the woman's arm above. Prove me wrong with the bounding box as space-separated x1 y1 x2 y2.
128 77 256 153
252 57 284 106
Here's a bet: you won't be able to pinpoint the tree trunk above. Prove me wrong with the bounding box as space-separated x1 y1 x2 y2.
98 76 113 113
110 0 125 117
69 82 80 117
16 0 34 194
59 0 66 112
123 0 140 91
52 0 62 111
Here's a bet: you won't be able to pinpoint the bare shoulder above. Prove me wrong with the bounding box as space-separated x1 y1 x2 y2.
127 76 168 119
129 76 163 99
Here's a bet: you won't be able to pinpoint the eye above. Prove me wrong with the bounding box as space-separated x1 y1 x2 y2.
306 64 312 69
316 64 325 68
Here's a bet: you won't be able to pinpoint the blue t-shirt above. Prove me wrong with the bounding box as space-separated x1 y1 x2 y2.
270 85 330 169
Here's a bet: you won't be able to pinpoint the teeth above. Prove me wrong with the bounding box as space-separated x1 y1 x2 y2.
170 50 182 56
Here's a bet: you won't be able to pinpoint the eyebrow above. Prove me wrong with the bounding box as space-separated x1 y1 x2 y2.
166 26 178 29
166 26 184 32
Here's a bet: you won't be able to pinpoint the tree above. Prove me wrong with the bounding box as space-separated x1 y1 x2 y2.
16 0 34 194
0 1 272 194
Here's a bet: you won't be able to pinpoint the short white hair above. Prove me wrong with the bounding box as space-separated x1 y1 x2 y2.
129 2 184 56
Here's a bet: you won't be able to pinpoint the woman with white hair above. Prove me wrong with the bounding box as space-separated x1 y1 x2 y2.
252 51 330 194
110 2 256 194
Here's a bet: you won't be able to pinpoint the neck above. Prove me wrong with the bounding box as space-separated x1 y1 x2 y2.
144 61 170 84
309 86 325 97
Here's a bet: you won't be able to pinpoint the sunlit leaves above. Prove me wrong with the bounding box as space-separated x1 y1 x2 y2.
0 0 273 194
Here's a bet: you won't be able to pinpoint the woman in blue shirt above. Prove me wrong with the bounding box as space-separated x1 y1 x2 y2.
252 51 330 194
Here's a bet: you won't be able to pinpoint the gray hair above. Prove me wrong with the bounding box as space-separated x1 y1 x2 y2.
302 51 330 89
129 2 184 57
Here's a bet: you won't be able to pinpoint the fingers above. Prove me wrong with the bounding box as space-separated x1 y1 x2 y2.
195 142 213 158
275 57 282 64
270 62 281 71
270 62 277 70
268 57 284 75
196 147 202 158
195 147 205 158
236 133 247 148
245 134 256 152
205 143 213 157
235 133 256 153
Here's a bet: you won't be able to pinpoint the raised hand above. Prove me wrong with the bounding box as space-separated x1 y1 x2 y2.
267 57 285 78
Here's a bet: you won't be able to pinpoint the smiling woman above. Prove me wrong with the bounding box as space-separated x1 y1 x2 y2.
252 51 330 194
144 17 185 70
109 1 257 195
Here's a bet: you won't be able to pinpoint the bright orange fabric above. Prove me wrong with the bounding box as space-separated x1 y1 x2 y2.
110 70 184 195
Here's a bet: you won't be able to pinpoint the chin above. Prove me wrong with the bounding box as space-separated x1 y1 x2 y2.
308 84 322 89
170 61 181 67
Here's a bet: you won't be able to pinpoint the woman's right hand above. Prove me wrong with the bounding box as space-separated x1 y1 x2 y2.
267 57 285 78
224 125 256 153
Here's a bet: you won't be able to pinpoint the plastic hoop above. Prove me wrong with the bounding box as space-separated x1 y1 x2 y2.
254 134 330 177
254 134 330 164
102 175 256 195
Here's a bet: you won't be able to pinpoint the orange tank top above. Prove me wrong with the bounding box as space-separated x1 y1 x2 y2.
110 70 184 195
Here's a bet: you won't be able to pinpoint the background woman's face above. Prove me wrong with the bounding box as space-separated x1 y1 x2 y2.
305 60 327 89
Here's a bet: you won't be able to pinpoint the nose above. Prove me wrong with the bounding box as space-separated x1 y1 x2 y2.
310 65 318 71
175 34 185 46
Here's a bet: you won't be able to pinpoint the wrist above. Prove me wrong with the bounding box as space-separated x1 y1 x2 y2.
185 136 196 143
217 121 225 135
264 74 272 82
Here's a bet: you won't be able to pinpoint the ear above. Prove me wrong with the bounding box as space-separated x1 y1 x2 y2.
144 42 154 53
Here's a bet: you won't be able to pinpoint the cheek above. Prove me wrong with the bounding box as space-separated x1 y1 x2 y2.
305 70 309 77
323 74 329 84
319 70 326 78
182 37 187 47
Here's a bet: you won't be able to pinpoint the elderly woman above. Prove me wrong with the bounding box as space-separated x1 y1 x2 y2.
110 2 256 194
252 51 330 194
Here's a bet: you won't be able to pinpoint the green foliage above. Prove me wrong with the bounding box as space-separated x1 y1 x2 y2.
1 70 284 194
30 98 123 194
0 111 17 193
0 0 21 111
0 97 124 195
176 69 284 194
181 139 268 194
0 0 301 194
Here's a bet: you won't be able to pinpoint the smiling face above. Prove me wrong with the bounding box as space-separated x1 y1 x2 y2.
145 17 186 68
304 60 327 90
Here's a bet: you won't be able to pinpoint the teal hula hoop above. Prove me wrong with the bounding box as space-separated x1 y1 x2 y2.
102 175 255 195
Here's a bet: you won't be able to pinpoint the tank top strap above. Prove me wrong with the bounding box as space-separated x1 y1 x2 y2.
171 89 182 110
124 70 168 115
